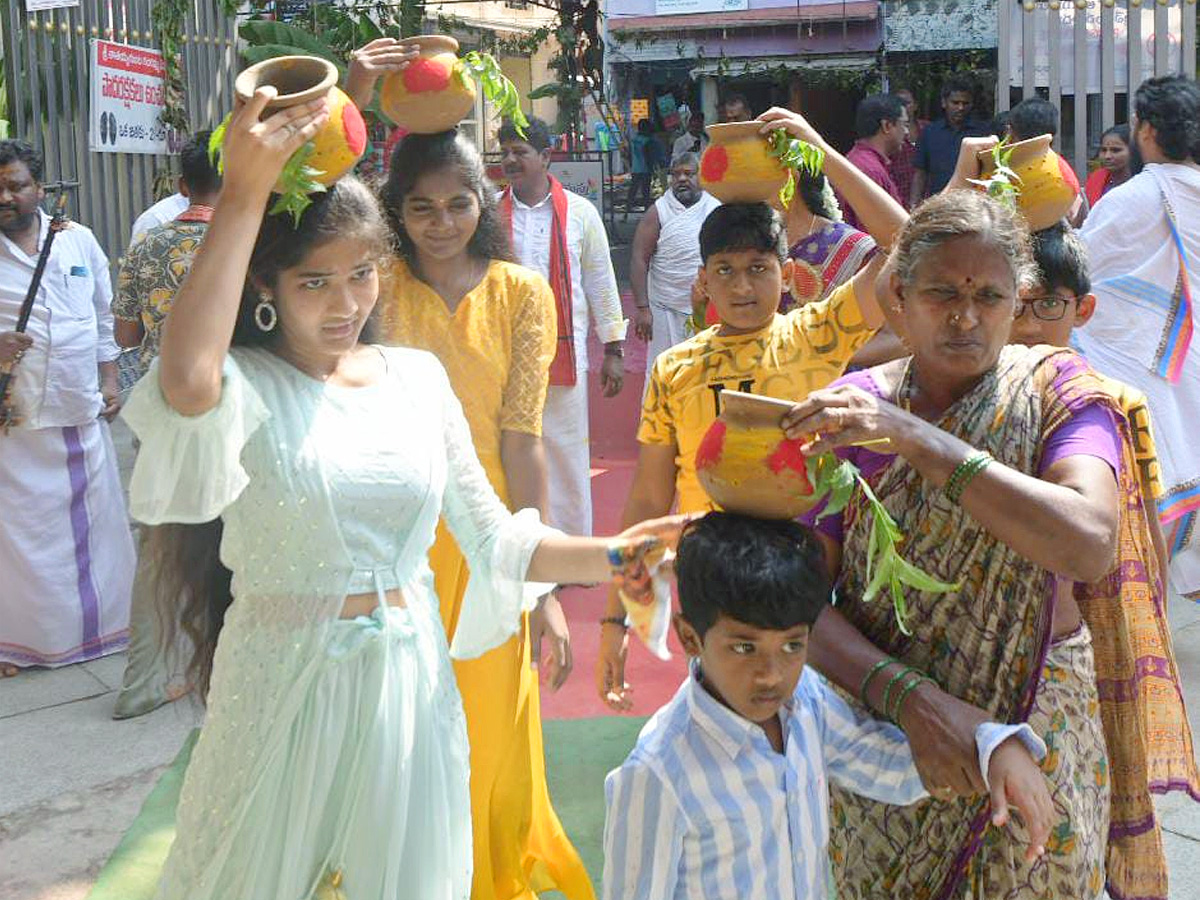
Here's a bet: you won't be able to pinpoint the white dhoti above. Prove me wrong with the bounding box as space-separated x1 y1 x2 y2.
646 302 693 377
543 378 592 535
0 421 134 666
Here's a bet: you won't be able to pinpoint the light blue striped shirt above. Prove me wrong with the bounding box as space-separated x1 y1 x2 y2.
602 666 1044 900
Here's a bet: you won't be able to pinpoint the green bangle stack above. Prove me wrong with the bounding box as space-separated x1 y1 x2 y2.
858 659 894 707
888 672 934 724
945 450 993 503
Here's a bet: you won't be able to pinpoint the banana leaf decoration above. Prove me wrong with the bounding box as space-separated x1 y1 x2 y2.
455 51 529 136
808 455 960 635
766 128 825 210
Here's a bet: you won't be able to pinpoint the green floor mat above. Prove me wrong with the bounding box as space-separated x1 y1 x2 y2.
85 717 645 898
86 729 197 900
542 716 647 888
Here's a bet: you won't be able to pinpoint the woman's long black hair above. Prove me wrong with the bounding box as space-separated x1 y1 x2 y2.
382 129 514 266
152 176 390 700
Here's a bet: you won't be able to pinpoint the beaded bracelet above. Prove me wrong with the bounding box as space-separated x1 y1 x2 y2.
879 666 921 715
945 450 993 504
859 659 895 708
888 673 934 724
600 615 629 630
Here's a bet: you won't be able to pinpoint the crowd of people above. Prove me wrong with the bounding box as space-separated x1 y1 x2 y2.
1 36 1199 900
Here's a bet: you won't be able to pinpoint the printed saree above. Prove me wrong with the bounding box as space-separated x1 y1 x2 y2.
828 345 1199 900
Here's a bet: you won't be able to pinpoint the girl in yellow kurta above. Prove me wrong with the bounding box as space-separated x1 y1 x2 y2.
379 129 596 900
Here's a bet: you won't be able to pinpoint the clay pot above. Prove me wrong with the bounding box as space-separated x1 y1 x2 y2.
695 390 832 519
977 134 1080 231
234 55 367 189
699 122 789 204
379 36 477 134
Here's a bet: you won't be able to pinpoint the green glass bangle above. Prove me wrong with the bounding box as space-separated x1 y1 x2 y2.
945 450 993 504
880 666 919 715
889 673 932 724
859 658 895 708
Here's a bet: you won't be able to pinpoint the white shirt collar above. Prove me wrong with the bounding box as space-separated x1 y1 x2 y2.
510 187 553 212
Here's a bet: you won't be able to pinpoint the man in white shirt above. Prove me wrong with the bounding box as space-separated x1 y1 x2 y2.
630 151 720 373
497 117 627 538
671 112 710 160
129 191 188 246
0 140 134 676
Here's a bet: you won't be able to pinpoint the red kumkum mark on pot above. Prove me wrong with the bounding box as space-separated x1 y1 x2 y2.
694 419 727 471
766 438 813 493
342 102 367 156
402 58 451 93
701 146 729 183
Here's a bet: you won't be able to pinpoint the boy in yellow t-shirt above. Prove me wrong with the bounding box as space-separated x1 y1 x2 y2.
1011 223 1169 574
596 201 887 708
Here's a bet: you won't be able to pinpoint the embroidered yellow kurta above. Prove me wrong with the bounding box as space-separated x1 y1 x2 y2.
380 258 595 900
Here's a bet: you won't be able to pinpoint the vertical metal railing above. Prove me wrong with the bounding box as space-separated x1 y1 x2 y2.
2 0 236 267
1002 0 1197 183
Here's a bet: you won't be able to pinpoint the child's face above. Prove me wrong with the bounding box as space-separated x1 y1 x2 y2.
675 612 809 726
1011 282 1096 347
698 250 792 335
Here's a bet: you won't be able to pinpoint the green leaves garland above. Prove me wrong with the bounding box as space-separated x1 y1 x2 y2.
208 114 327 226
809 455 960 635
969 138 1021 209
766 128 825 209
458 51 528 135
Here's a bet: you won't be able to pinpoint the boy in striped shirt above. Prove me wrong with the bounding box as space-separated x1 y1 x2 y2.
602 513 1053 900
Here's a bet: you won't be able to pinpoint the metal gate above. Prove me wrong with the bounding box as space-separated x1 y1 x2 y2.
2 0 237 264
998 0 1197 179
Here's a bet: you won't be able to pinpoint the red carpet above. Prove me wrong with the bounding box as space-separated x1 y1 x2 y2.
540 291 690 721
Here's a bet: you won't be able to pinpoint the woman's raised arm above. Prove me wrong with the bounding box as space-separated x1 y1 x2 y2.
157 89 328 416
757 106 908 250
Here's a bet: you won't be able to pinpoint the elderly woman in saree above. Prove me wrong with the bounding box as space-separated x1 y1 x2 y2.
782 189 1199 900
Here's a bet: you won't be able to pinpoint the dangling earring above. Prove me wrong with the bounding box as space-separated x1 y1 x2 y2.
255 292 277 333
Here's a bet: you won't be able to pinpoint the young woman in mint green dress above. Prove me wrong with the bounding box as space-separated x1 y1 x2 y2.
121 88 679 900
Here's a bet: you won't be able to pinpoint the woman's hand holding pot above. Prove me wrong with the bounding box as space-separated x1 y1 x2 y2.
781 383 920 458
756 106 828 153
346 38 420 110
220 88 329 204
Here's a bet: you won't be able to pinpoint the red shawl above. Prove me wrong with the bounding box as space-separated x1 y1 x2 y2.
499 177 576 386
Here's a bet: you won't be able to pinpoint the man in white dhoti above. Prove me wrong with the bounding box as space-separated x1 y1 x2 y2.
630 152 720 373
0 140 134 675
497 117 627 538
1075 75 1200 599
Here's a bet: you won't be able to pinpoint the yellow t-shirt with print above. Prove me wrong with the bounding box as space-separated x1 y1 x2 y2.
1097 374 1164 503
638 280 876 514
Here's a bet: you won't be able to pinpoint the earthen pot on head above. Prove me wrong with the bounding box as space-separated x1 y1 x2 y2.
977 134 1080 231
695 390 832 519
234 55 367 190
378 36 477 134
699 122 790 205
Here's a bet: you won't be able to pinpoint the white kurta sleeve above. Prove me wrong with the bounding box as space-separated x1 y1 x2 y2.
577 199 627 344
431 357 561 660
121 355 268 525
